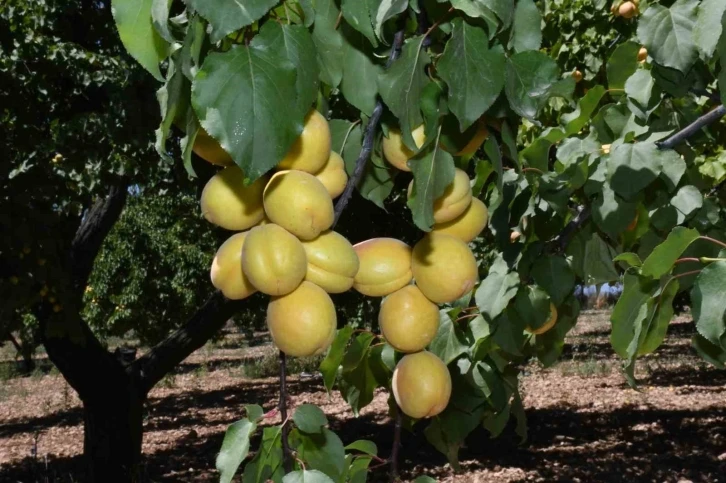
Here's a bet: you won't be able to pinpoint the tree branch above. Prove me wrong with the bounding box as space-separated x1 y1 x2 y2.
549 205 591 253
133 290 245 394
71 181 129 292
332 29 406 227
279 351 293 473
655 105 726 151
389 409 403 482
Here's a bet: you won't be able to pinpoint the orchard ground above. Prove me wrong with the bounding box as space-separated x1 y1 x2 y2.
1 311 725 483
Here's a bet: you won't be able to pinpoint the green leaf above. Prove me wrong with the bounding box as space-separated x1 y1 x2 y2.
484 136 504 194
614 252 643 268
429 310 470 364
607 143 667 200
290 428 346 480
407 127 456 230
640 227 700 279
112 0 170 81
561 85 607 135
283 470 336 483
691 261 726 345
492 310 526 355
451 0 514 30
344 440 378 456
319 326 354 392
610 273 656 359
510 285 550 332
341 26 383 116
255 23 320 119
242 427 284 483
671 185 703 219
341 0 381 47
625 69 661 121
155 54 190 164
438 19 505 132
638 279 679 355
374 0 409 40
151 0 175 44
216 418 257 483
509 0 541 52
185 0 278 43
607 41 641 92
475 270 520 322
413 477 437 483
637 0 699 73
568 230 620 285
692 333 726 368
378 35 431 149
192 42 301 181
343 333 375 372
531 256 575 305
505 51 572 121
693 0 726 58
313 0 345 87
592 184 637 237
293 404 329 434
347 456 373 483
246 404 264 423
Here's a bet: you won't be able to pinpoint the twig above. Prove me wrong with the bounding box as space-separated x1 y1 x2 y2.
549 205 592 253
389 409 403 482
279 351 293 473
417 4 432 48
332 29 406 227
655 105 726 150
674 257 700 265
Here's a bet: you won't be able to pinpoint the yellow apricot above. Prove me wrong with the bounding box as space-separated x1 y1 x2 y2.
267 281 337 357
442 122 489 157
619 1 636 18
379 285 440 353
572 70 583 83
200 166 267 231
301 230 359 293
637 47 648 63
193 128 234 166
263 170 334 241
352 238 413 297
431 197 488 242
412 234 478 304
210 232 257 300
241 224 307 296
392 351 452 419
277 109 331 173
408 168 473 224
381 125 426 172
526 303 558 335
314 151 348 199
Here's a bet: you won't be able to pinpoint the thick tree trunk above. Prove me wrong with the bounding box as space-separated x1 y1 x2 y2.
83 385 145 483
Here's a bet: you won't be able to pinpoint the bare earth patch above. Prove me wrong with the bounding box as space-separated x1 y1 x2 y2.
1 312 725 482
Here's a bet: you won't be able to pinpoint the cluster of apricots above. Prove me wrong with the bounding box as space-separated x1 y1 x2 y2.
193 111 554 419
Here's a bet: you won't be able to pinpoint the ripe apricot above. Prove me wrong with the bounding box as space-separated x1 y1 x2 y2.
277 109 331 173
211 232 257 300
193 128 234 166
637 47 648 63
526 303 558 335
408 168 473 224
241 224 307 296
379 285 440 353
619 1 637 18
442 122 489 157
412 234 478 304
301 230 360 293
352 238 413 297
200 166 267 231
314 151 348 199
392 351 452 419
263 170 334 240
267 281 337 357
572 70 583 83
382 125 426 172
431 197 488 242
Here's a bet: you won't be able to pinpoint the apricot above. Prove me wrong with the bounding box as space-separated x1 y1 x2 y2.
408 168 473 224
637 47 647 63
572 70 583 83
442 122 489 157
314 151 348 199
267 281 337 357
379 285 440 353
392 351 452 419
277 109 331 173
263 170 334 240
431 197 488 242
200 166 267 231
619 1 637 18
526 303 558 335
193 128 234 166
381 125 426 172
241 224 307 296
411 234 478 304
352 238 413 297
210 232 257 300
301 230 360 293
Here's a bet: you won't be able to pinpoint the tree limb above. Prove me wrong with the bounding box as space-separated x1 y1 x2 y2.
332 29 406 227
133 290 245 394
549 205 591 253
655 105 726 151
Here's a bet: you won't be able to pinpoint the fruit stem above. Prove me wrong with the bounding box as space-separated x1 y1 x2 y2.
278 350 293 473
674 257 700 264
389 408 403 482
699 256 726 263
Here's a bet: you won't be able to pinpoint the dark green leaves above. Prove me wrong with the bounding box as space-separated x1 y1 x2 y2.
531 256 575 305
509 0 541 52
341 27 382 116
691 261 726 346
438 19 505 132
283 470 335 483
294 404 329 434
637 0 698 73
216 405 263 483
607 142 672 200
694 0 726 58
505 51 572 120
341 0 380 47
290 428 346 480
374 0 409 40
429 310 470 364
185 0 278 43
475 269 520 322
313 0 345 87
408 127 456 230
640 227 699 279
607 41 641 92
378 35 431 148
112 0 170 80
192 42 301 181
319 325 354 392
